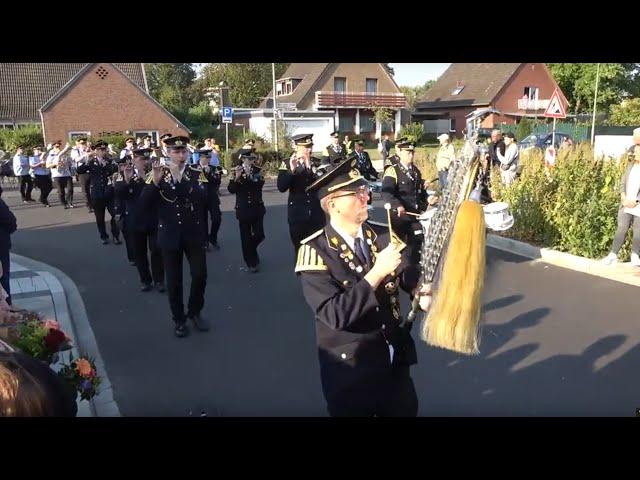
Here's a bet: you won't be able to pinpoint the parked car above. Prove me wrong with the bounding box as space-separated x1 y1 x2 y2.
518 132 573 151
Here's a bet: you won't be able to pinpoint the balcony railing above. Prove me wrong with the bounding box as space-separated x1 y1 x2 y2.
315 91 407 109
517 99 551 111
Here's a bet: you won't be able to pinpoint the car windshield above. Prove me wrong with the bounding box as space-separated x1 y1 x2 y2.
519 134 539 145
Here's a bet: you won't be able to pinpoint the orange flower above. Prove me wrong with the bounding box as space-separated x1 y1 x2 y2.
75 358 94 378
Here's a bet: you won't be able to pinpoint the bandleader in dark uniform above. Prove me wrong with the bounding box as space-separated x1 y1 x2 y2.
295 157 432 416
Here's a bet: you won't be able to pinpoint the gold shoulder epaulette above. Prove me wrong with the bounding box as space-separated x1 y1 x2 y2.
383 165 397 180
300 229 324 245
279 161 288 170
295 244 328 273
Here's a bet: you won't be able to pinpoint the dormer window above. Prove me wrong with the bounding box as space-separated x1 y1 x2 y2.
277 78 297 96
451 82 465 96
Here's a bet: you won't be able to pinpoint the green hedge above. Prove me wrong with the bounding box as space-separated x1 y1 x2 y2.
491 143 632 260
0 125 45 153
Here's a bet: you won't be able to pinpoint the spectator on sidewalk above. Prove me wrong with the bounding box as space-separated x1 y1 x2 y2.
435 133 455 189
602 140 640 267
29 147 52 207
380 134 392 165
0 196 16 305
12 146 34 203
343 134 354 155
0 350 77 416
496 132 519 186
487 129 506 168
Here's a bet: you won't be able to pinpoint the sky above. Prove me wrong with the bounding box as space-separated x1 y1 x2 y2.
388 63 450 87
193 63 451 87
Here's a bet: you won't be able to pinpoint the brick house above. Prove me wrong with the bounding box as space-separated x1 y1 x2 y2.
413 63 569 138
254 63 408 144
0 63 190 144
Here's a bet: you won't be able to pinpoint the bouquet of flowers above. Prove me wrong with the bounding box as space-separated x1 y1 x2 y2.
57 354 101 401
11 313 73 364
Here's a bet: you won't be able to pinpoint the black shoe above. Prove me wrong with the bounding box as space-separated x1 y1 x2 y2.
210 242 220 251
141 283 153 292
174 323 189 338
189 313 210 332
204 244 211 252
101 238 109 245
113 237 122 245
155 282 166 293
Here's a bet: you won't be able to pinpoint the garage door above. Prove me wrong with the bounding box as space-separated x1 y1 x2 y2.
285 119 332 151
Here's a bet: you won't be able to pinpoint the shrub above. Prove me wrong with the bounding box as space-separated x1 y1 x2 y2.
491 143 632 260
0 125 44 153
398 122 425 143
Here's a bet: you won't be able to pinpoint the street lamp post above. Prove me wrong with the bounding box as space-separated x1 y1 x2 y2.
272 63 278 155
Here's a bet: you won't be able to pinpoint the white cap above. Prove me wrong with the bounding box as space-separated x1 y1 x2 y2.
437 133 450 142
633 127 640 137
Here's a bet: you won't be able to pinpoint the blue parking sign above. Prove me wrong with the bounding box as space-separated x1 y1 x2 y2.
222 107 233 124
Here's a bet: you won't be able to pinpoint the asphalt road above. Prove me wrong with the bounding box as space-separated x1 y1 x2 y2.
6 178 640 416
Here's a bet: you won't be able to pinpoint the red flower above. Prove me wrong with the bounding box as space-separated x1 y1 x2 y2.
44 328 67 352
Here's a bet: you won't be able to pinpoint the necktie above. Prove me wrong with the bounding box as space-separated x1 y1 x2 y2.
354 238 370 271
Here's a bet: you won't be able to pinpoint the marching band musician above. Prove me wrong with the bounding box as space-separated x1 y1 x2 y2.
76 141 122 245
120 137 136 160
194 150 222 251
381 138 428 265
70 138 93 212
295 156 432 417
322 131 345 165
114 149 165 292
277 133 325 257
227 152 266 273
140 136 209 338
45 140 73 209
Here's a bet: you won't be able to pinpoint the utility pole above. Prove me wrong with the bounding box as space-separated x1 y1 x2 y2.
272 63 278 155
591 63 601 146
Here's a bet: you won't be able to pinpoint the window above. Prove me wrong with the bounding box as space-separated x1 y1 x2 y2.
359 112 375 133
339 115 355 132
449 119 456 132
68 131 91 141
451 85 464 95
276 82 283 96
133 131 159 145
524 87 539 101
334 77 347 92
366 78 378 94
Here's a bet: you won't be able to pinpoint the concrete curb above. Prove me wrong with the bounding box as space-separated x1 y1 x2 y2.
10 253 121 417
487 234 640 287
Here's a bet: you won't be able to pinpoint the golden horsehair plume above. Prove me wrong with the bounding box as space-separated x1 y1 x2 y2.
411 141 486 355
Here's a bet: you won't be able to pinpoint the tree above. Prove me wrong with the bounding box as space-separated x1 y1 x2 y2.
145 64 198 121
196 63 289 108
400 80 437 110
608 98 640 126
548 63 640 115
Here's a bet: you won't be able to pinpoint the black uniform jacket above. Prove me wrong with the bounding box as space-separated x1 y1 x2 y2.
140 165 207 250
227 169 266 222
276 160 325 226
296 221 419 405
381 162 428 233
114 170 159 233
76 159 118 201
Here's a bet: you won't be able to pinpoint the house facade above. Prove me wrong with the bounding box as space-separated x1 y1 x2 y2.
258 63 407 143
0 63 190 144
413 63 569 138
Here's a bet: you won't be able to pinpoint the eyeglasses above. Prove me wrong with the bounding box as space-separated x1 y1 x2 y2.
331 185 370 200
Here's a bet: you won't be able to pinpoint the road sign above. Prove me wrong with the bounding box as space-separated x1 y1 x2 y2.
544 89 566 119
222 107 233 124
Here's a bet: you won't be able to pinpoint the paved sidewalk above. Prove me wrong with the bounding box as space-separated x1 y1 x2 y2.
8 253 119 417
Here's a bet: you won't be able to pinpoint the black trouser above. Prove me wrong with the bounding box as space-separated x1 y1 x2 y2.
133 230 164 285
203 200 222 245
1 250 10 305
122 225 136 263
326 367 418 417
19 175 33 200
239 213 265 268
162 243 207 324
289 222 324 258
78 173 91 208
55 176 73 205
34 175 53 205
92 198 120 240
